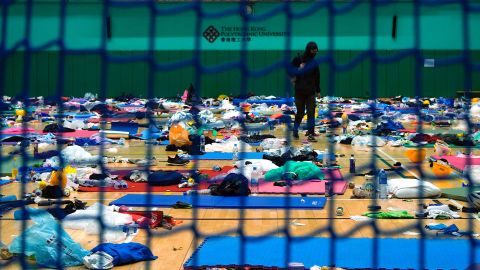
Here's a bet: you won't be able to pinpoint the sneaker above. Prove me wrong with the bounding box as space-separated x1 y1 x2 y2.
172 201 192 209
167 155 189 166
292 130 299 139
307 135 317 142
305 131 319 137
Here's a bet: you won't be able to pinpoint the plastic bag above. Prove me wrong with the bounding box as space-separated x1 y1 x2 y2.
9 207 90 268
169 124 191 147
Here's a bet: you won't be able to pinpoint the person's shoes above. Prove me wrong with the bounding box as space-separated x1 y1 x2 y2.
292 130 299 139
305 131 319 137
307 135 317 142
167 155 189 166
172 201 192 209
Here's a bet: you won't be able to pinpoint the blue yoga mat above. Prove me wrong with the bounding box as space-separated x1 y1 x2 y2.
233 97 294 106
0 180 12 186
192 152 264 160
0 195 16 202
110 122 139 135
160 140 261 147
184 236 480 269
109 194 326 209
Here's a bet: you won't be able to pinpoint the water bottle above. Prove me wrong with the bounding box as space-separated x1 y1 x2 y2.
325 180 333 197
250 166 259 195
323 148 329 166
232 143 239 161
378 169 388 199
349 154 356 173
200 135 205 152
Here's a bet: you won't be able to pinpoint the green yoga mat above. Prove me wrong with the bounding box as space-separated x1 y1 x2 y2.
404 143 479 149
441 187 480 201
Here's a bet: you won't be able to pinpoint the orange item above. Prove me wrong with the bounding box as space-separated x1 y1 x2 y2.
169 124 192 147
405 148 426 163
431 161 452 177
49 170 67 187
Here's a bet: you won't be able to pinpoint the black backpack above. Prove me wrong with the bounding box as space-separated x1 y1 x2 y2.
210 173 251 196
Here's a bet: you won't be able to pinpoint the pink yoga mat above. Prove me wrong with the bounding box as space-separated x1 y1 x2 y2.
321 168 343 180
258 180 347 195
1 127 37 134
258 169 347 195
41 130 99 138
1 128 98 138
432 155 480 171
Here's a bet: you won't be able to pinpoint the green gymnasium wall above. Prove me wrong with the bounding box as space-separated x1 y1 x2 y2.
2 2 480 98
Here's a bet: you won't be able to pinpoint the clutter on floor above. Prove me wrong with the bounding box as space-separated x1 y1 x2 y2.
1 93 479 269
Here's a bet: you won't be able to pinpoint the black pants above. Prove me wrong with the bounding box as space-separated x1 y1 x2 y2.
294 94 316 133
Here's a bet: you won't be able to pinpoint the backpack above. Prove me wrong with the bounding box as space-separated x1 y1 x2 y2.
210 173 251 196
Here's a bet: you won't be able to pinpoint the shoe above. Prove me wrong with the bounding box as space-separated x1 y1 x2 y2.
167 155 189 166
172 201 192 209
292 130 299 139
305 131 319 137
307 135 317 142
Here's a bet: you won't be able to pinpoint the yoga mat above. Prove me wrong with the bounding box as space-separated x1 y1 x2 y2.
1 127 37 135
0 180 12 186
431 155 480 171
441 187 480 201
405 143 479 149
110 122 139 135
109 194 326 209
87 118 131 123
258 169 346 195
257 180 347 195
160 140 260 147
398 129 417 133
184 236 480 270
79 167 235 192
41 130 99 138
79 182 211 193
192 152 264 160
232 97 294 106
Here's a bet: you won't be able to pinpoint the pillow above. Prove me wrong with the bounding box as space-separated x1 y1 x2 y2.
388 178 441 199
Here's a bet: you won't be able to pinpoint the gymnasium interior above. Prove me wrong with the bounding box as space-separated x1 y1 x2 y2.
1 1 480 269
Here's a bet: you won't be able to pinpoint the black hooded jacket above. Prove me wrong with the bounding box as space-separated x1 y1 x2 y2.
290 42 320 96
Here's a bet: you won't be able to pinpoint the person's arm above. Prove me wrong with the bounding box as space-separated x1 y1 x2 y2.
289 56 302 83
315 66 321 97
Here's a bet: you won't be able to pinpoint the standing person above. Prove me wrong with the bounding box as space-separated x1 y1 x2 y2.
341 111 349 134
290 41 320 142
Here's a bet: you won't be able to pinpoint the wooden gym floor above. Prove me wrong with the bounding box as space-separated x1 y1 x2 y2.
0 123 478 270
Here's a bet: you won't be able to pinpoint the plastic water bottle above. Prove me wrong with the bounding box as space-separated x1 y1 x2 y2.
323 148 329 166
250 166 259 195
232 143 239 161
378 169 388 199
200 135 205 152
349 154 356 173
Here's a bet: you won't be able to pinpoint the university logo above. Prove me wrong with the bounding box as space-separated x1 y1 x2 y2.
203 25 220 43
